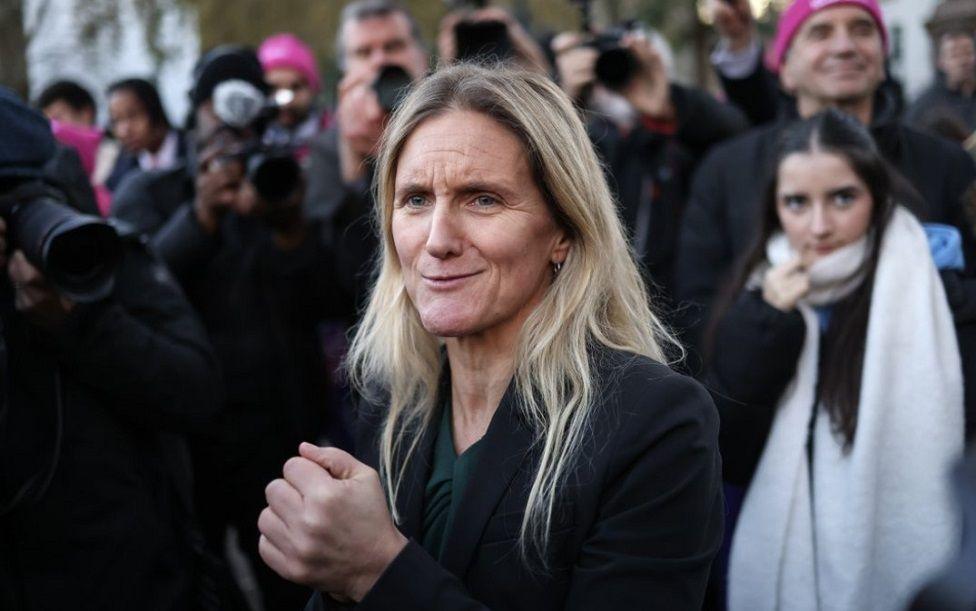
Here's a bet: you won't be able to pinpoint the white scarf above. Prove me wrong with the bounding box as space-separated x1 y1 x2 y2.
729 207 964 611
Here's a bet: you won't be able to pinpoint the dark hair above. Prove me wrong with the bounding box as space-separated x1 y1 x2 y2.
709 109 895 449
35 80 96 115
106 78 170 130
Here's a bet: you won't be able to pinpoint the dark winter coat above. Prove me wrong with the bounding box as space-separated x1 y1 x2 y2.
307 348 723 611
0 226 221 611
589 84 748 303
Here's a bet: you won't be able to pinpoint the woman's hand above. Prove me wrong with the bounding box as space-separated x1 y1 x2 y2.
762 258 810 312
258 443 408 602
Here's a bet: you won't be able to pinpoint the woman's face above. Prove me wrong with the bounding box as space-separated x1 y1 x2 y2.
776 150 874 262
108 90 159 154
391 110 569 341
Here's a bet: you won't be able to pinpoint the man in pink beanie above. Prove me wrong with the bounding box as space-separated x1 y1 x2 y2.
259 33 327 156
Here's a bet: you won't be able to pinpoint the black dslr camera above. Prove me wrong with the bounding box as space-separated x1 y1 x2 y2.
373 65 414 114
0 182 121 303
571 0 642 91
211 80 303 207
445 0 515 63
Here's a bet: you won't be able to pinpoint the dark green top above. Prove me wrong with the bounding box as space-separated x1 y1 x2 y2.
420 402 485 561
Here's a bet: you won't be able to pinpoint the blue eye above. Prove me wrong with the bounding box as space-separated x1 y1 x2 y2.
473 194 498 208
832 189 858 208
405 195 427 208
782 195 807 211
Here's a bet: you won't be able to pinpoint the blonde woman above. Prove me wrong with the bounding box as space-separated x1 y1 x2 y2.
257 63 722 610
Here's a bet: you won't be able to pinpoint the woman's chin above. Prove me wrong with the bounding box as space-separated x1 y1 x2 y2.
419 313 478 338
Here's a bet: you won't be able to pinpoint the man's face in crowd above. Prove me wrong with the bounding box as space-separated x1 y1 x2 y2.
265 67 314 128
938 33 976 90
341 12 428 80
780 5 886 110
42 100 95 128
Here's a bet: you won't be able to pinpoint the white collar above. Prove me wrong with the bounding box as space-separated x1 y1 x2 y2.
138 130 179 171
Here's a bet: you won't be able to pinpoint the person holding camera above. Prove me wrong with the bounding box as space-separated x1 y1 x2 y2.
258 33 329 160
304 0 428 312
113 46 351 611
436 4 551 73
551 26 747 305
0 87 222 610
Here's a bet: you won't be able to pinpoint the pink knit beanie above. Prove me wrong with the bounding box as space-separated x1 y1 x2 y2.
768 0 889 72
258 33 321 93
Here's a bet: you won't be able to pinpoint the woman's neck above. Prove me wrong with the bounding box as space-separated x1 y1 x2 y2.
146 128 169 155
445 333 517 454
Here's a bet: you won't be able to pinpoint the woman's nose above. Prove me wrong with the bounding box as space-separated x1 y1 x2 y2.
810 204 833 237
425 203 463 258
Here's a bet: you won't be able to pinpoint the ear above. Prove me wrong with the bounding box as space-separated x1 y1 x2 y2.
779 56 797 95
551 230 572 265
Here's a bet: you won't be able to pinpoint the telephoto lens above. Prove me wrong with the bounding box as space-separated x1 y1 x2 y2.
1 190 121 303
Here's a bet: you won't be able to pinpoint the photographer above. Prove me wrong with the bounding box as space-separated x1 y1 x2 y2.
304 0 428 312
258 33 329 160
551 26 747 304
0 87 221 609
114 47 351 611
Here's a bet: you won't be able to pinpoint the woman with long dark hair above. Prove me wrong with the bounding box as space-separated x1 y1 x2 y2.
104 78 185 192
706 109 965 611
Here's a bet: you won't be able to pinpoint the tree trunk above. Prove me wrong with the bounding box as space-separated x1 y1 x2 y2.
0 0 30 99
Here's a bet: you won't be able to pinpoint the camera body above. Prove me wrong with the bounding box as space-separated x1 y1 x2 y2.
372 65 414 114
586 24 641 91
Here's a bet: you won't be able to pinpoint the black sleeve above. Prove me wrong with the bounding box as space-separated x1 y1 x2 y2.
44 241 222 434
111 169 192 236
703 289 806 485
717 58 783 127
671 84 750 156
150 203 221 282
259 220 356 323
563 373 723 610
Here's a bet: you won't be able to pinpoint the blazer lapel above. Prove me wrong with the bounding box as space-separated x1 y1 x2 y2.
393 411 438 540
439 381 535 578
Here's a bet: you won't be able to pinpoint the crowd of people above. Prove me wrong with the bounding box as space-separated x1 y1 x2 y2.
1 0 975 609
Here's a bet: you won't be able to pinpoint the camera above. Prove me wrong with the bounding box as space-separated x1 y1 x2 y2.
445 0 515 63
570 0 642 91
212 80 304 206
373 65 414 114
586 24 641 91
0 183 121 303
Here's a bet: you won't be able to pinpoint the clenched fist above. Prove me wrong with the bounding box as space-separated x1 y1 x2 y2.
258 443 408 602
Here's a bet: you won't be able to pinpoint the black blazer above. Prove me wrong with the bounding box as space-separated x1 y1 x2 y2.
308 348 723 610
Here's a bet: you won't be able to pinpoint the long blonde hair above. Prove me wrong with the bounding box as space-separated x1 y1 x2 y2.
346 63 678 560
